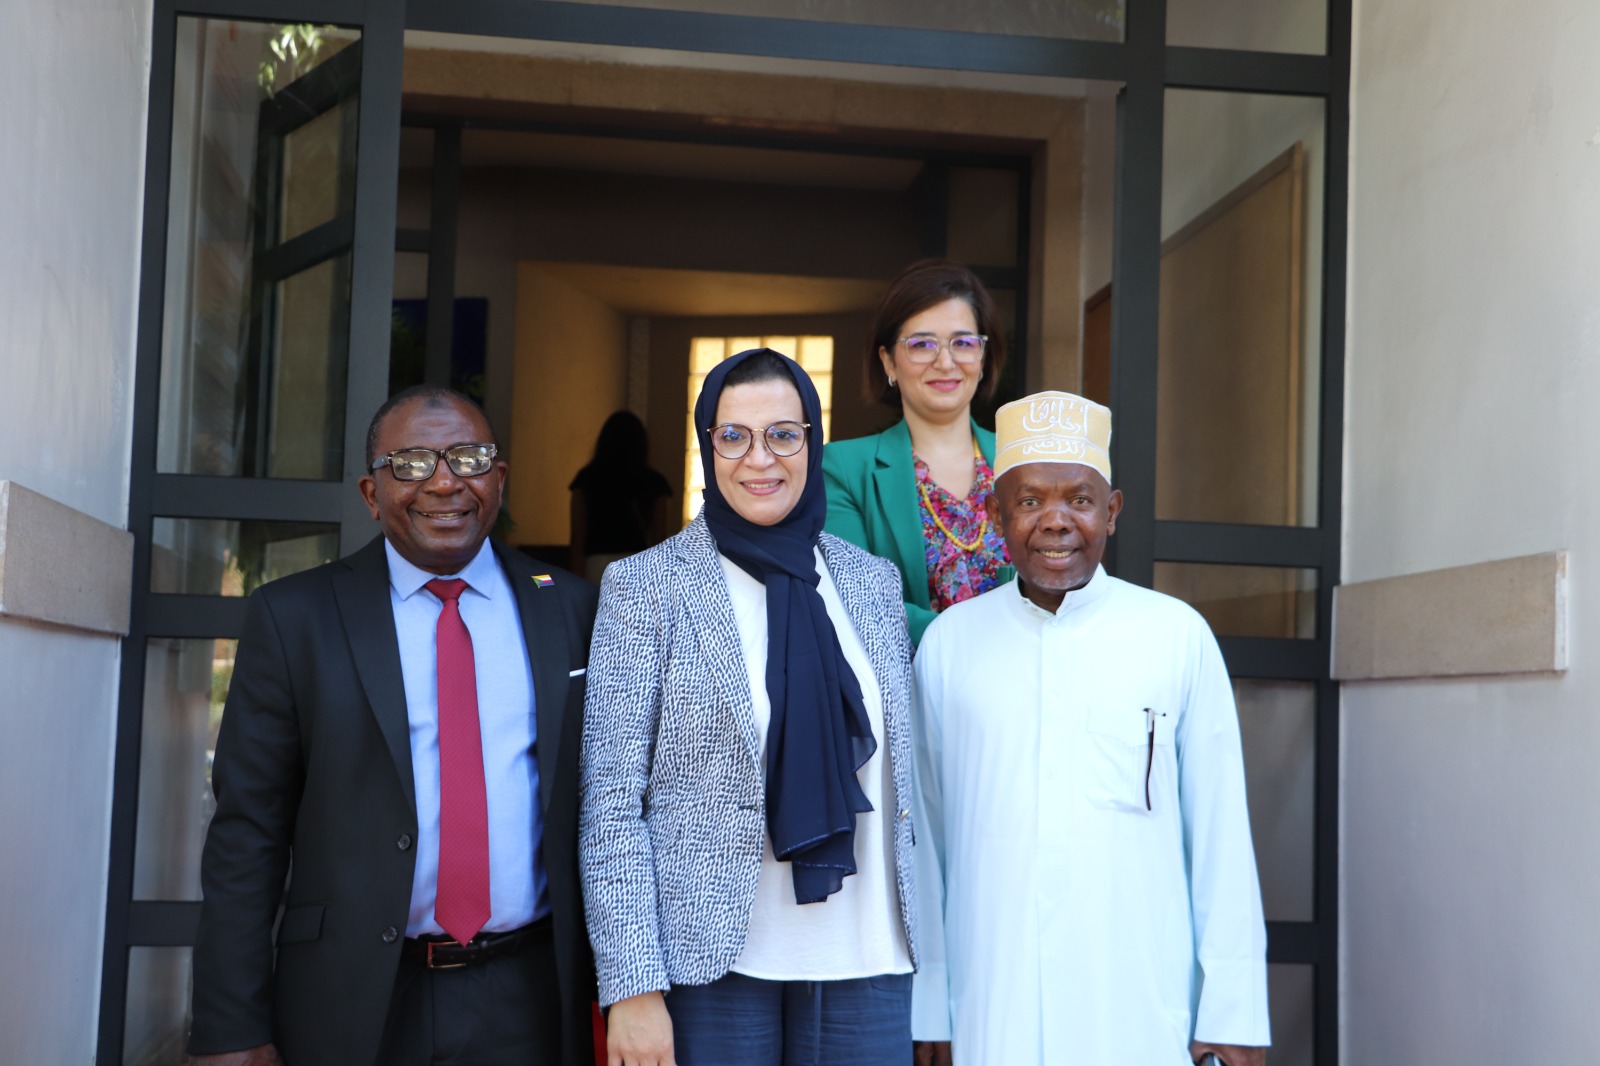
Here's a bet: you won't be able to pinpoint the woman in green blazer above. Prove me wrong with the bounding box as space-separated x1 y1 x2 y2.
824 261 1015 645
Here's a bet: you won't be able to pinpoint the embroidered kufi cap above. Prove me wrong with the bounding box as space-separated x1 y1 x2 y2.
993 391 1113 484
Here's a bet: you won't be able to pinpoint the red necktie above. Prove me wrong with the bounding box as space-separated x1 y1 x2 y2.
426 579 491 946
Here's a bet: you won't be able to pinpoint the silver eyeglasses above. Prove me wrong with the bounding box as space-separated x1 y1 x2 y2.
370 442 498 481
706 421 811 460
896 333 988 365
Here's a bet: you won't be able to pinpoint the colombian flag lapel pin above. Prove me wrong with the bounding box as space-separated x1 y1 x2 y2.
532 574 555 588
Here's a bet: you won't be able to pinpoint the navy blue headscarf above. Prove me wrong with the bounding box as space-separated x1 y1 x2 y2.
694 348 877 904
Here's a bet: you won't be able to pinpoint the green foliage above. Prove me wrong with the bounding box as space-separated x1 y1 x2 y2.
210 660 234 713
258 24 334 96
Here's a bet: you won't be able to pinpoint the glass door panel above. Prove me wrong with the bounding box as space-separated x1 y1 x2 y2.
1269 964 1317 1066
1156 90 1327 527
122 947 192 1066
263 254 352 478
156 17 362 480
1169 0 1328 55
1153 562 1318 639
132 639 236 902
280 101 356 241
1235 680 1316 921
149 518 338 596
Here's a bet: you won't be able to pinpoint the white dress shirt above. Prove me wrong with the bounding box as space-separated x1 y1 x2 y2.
720 548 914 981
386 538 546 937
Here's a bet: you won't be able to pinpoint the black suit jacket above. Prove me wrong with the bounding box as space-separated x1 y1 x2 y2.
189 536 599 1066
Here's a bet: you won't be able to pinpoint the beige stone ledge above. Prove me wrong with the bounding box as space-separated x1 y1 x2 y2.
0 481 132 637
1332 551 1567 681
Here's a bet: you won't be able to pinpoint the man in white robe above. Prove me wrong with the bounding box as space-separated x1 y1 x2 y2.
911 391 1270 1066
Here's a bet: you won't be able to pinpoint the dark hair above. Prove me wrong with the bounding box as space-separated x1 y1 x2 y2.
865 259 1007 407
586 410 650 472
365 384 495 467
720 347 798 392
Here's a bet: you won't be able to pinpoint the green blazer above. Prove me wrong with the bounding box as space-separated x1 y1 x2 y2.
823 418 1013 645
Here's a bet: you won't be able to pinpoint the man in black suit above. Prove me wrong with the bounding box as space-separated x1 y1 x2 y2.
187 386 598 1066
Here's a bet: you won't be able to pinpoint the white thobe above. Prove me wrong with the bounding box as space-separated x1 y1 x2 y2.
910 566 1269 1064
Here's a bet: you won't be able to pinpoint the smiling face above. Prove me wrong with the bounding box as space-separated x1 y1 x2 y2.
358 396 507 575
991 462 1122 612
711 377 809 527
879 296 985 423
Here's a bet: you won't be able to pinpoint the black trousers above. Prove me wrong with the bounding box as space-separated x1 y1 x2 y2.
373 926 563 1066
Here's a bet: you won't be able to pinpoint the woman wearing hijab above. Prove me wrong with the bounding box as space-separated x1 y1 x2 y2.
823 259 1013 646
579 348 918 1066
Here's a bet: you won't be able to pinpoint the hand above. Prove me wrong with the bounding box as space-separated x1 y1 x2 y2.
1191 1041 1266 1066
607 991 675 1066
185 1046 284 1066
914 1040 953 1066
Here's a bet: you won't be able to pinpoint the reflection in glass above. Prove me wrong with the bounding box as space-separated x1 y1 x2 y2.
266 255 352 479
1168 0 1327 56
1235 680 1314 921
562 0 1124 41
280 100 355 242
124 947 193 1066
1153 562 1316 639
1268 964 1315 1066
133 640 236 902
1158 91 1326 526
156 17 360 480
150 518 338 596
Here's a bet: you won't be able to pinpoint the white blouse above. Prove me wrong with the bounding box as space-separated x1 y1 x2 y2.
719 549 914 981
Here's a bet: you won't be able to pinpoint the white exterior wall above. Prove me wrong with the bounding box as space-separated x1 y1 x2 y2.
0 0 150 1060
1343 0 1600 1061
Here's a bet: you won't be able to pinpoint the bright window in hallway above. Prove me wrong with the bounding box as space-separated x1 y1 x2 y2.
684 336 834 527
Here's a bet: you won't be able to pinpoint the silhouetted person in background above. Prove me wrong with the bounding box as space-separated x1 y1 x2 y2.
569 410 671 583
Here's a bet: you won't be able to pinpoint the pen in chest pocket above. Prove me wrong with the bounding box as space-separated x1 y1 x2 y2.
1142 707 1167 811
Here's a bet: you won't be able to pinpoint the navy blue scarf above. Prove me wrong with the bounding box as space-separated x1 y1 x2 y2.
694 349 877 904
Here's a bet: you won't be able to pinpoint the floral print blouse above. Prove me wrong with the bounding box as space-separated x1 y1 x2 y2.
915 452 1011 613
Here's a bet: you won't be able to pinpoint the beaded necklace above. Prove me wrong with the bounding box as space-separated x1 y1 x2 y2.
917 439 987 553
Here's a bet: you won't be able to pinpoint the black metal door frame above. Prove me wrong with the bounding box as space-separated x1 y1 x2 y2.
100 1 404 1061
104 1 1348 1060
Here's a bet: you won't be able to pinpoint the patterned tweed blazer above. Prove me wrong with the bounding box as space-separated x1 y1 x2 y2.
579 515 919 1007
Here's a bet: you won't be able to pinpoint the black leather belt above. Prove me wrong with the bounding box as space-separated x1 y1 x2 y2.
402 916 551 970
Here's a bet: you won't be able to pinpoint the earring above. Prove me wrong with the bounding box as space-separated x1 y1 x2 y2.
888 376 897 388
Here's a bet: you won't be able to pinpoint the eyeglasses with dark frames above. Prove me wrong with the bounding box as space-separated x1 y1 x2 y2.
370 442 498 482
706 421 811 460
